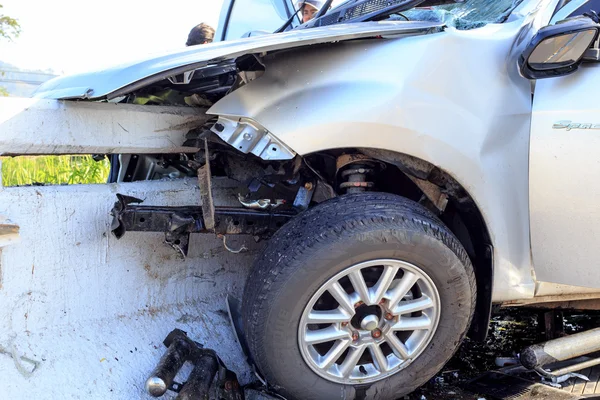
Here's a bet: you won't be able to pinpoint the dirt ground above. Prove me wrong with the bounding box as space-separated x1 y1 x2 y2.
402 308 600 400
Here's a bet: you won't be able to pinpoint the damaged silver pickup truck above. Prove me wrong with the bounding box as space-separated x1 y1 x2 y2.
17 0 600 398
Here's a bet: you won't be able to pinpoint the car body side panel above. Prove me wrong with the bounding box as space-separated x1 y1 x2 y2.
529 64 600 288
208 17 554 302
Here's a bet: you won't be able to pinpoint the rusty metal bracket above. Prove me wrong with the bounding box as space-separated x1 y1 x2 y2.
110 195 295 257
110 194 203 258
410 176 449 212
198 138 216 231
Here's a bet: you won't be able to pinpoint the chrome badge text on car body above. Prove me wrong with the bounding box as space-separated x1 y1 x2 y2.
553 120 600 131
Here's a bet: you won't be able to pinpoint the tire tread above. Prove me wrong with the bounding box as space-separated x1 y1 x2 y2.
242 193 476 398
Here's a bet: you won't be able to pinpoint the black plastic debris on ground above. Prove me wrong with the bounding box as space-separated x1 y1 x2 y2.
467 371 581 400
405 309 600 400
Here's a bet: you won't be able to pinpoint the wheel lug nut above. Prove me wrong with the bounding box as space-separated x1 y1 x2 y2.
342 322 348 327
385 313 394 321
352 331 360 341
379 299 386 305
355 301 364 308
372 329 382 339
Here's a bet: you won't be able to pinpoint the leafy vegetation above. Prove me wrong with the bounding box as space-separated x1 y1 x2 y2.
1 155 111 187
0 4 20 96
0 4 20 41
0 10 110 186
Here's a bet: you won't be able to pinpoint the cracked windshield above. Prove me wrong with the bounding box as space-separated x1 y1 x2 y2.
402 0 525 28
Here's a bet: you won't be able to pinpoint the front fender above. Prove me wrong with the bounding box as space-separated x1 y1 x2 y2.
209 21 537 302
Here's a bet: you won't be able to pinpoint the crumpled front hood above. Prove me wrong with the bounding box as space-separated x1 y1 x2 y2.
34 21 444 101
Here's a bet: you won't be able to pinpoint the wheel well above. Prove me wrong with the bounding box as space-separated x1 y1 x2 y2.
307 148 493 341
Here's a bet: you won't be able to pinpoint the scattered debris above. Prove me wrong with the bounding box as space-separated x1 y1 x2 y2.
142 308 600 399
407 308 600 399
146 329 281 400
146 329 243 399
467 372 580 400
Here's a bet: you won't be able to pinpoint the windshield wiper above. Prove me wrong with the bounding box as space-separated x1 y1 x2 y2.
315 0 335 19
274 5 302 33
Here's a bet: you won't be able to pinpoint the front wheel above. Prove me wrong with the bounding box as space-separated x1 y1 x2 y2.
242 193 476 400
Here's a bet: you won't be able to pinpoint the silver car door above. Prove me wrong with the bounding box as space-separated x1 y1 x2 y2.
530 1 600 288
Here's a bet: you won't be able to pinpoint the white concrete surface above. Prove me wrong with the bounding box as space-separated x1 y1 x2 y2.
0 178 257 399
0 98 206 155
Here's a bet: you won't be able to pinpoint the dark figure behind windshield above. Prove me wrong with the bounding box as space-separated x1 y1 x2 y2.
297 0 326 23
186 23 215 46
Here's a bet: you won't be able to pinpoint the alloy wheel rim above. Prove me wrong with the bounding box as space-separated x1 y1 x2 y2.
298 259 441 384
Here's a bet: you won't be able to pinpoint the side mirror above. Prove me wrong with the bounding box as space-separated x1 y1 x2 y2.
520 16 599 79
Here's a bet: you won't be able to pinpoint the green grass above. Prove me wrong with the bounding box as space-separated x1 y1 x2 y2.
1 155 111 187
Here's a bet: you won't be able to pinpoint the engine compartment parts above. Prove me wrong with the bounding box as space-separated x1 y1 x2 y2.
237 195 285 210
145 329 243 400
146 329 287 400
210 117 296 161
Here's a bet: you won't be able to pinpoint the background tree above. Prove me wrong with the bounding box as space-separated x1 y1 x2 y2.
0 4 20 41
0 4 20 96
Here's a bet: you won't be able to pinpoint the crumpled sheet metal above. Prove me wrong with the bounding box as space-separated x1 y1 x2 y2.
0 215 20 247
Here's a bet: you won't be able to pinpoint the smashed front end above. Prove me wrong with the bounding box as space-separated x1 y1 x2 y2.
27 0 527 263
24 21 445 258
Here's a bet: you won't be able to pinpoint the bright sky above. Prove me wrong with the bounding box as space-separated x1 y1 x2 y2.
0 0 224 75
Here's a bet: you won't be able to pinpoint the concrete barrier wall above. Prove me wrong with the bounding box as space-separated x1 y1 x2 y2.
0 178 256 399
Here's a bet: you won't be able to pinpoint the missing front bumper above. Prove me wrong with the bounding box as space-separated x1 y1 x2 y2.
110 194 294 258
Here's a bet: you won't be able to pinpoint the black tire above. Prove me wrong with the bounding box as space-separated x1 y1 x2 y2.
242 193 476 400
